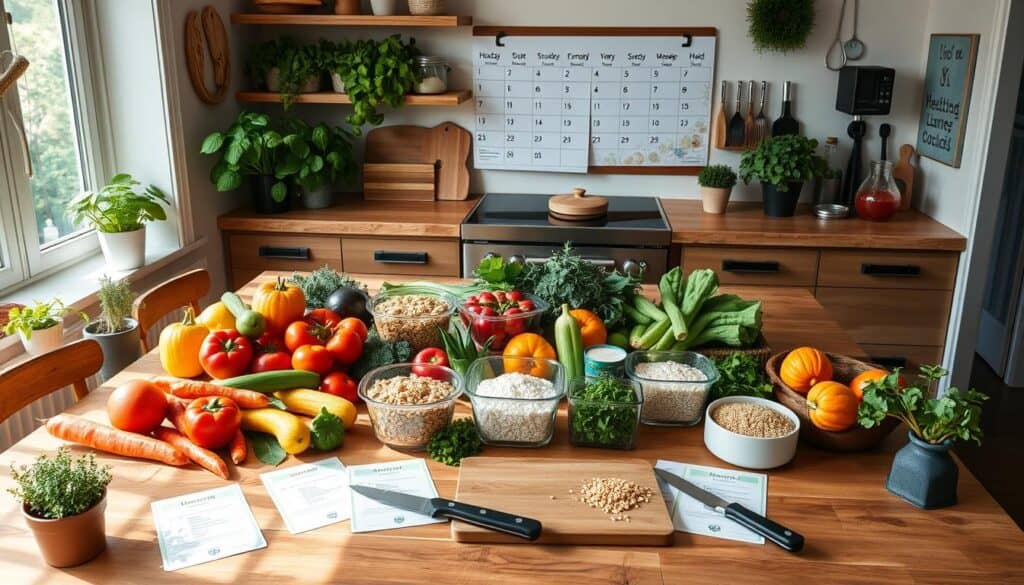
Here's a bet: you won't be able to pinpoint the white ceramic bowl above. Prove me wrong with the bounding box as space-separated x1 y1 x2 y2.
703 396 800 470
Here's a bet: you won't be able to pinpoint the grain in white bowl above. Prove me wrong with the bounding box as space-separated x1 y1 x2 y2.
471 373 560 444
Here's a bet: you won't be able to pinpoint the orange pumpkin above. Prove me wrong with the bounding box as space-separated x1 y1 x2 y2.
502 332 557 377
251 277 306 334
849 369 885 401
569 308 607 348
780 347 833 394
806 381 859 432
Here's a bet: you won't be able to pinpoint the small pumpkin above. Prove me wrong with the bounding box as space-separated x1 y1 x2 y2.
502 332 557 377
780 346 833 394
806 381 859 432
569 308 607 348
196 301 235 331
159 307 209 378
251 277 306 334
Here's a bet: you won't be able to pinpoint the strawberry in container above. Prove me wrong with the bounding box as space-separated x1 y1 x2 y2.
459 290 549 351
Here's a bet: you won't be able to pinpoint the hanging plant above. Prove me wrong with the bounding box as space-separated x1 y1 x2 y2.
746 0 816 53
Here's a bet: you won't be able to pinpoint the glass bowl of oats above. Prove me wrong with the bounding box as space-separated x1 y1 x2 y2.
369 291 455 351
358 363 463 451
625 350 719 427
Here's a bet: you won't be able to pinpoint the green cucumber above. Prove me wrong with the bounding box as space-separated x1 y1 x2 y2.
554 304 584 385
216 370 321 393
635 319 670 350
221 292 266 338
628 324 648 349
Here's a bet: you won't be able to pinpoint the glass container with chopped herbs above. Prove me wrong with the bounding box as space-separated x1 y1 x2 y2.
568 375 643 450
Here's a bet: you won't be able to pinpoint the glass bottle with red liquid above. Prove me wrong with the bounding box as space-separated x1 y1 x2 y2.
855 161 901 221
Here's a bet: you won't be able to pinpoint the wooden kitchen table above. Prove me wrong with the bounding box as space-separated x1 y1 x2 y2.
1 272 1021 585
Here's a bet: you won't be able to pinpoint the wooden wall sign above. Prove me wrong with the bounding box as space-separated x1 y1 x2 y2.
185 6 230 105
916 34 980 168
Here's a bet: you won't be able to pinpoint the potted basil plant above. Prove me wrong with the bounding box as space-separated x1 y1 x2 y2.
285 119 356 209
697 164 738 214
248 38 323 109
82 276 142 381
858 366 987 509
68 173 169 271
3 299 84 356
8 448 112 567
738 135 828 217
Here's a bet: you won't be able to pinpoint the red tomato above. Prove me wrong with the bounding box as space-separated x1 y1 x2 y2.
183 396 241 449
107 380 167 434
336 317 369 342
255 332 286 355
412 347 449 380
292 344 334 375
321 371 359 403
199 329 253 379
305 308 341 329
284 320 333 353
252 351 292 373
326 329 363 366
507 290 524 302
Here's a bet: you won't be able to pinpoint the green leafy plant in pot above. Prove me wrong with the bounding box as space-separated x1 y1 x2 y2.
3 298 85 356
746 0 815 53
248 38 324 109
68 173 169 271
858 366 987 509
738 135 827 217
8 448 112 567
82 276 142 382
331 35 420 135
697 164 738 214
282 118 357 209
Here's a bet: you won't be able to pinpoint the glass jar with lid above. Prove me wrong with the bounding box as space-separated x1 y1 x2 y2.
413 56 449 94
854 160 901 221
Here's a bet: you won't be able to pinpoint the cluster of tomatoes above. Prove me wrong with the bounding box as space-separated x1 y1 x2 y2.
460 290 537 349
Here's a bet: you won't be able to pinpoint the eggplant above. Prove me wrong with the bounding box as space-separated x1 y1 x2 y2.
326 286 372 325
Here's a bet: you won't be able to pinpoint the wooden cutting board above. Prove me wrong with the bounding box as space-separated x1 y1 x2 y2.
364 123 470 200
453 457 674 546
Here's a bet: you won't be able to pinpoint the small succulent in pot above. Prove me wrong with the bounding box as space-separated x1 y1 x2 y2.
696 164 738 214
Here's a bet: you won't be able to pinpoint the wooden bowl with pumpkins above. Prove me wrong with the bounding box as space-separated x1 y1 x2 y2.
766 348 900 452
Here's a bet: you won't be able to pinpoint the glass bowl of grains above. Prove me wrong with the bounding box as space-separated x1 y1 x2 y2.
625 351 719 426
703 396 800 469
463 356 565 447
358 363 463 451
369 291 455 351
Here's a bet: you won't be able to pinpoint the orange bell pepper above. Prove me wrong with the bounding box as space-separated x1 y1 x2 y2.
502 332 557 377
569 309 607 348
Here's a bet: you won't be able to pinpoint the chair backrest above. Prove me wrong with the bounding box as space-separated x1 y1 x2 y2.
0 339 103 424
134 268 211 351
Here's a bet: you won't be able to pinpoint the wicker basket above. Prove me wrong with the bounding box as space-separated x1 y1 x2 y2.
766 351 900 452
408 0 444 15
697 334 772 367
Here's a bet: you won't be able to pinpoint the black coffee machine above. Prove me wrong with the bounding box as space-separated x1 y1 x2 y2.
836 66 896 208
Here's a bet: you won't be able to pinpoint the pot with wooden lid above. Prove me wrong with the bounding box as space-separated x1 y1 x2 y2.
548 188 608 221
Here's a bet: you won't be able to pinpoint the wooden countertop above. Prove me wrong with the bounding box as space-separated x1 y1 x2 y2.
2 272 1020 584
661 200 968 251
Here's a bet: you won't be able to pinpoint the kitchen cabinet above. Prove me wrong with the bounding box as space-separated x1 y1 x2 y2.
341 237 460 276
226 233 343 289
682 245 818 289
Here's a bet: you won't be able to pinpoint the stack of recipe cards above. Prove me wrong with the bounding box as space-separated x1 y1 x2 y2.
260 457 350 534
348 458 445 533
655 459 768 544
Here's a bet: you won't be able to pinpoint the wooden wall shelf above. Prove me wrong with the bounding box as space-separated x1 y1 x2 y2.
230 13 472 27
235 90 472 106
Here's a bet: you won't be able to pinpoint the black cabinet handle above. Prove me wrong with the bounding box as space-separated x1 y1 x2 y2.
722 259 780 274
861 263 921 277
869 355 907 369
259 246 310 260
374 251 428 265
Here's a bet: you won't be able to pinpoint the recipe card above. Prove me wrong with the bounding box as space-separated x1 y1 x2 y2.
655 460 768 545
261 457 350 534
151 484 266 571
348 459 445 533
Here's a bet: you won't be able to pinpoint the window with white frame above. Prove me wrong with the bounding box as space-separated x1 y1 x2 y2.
0 0 108 291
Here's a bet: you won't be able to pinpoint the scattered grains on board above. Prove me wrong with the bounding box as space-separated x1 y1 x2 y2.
364 374 456 446
633 361 709 423
373 294 451 350
577 477 653 516
711 402 795 438
471 373 560 444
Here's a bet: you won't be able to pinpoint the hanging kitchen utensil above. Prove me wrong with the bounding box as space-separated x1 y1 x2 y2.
548 188 608 221
0 49 32 177
712 80 728 149
743 80 756 148
751 80 770 147
879 123 891 161
772 81 799 137
844 0 866 60
825 0 848 70
726 80 746 146
893 144 916 210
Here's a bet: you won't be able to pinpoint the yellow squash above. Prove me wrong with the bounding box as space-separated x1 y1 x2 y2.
274 389 357 429
196 301 235 331
158 307 208 378
241 408 310 454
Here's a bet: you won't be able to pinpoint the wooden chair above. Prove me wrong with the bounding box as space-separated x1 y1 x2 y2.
134 268 211 351
0 339 103 424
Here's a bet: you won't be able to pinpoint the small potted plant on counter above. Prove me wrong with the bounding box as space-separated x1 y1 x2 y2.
858 366 987 509
697 164 738 214
68 173 169 271
83 276 143 382
287 119 356 209
8 447 112 567
739 135 828 217
3 298 84 356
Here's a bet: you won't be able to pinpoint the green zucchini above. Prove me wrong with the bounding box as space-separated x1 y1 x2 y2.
554 304 584 385
216 370 321 393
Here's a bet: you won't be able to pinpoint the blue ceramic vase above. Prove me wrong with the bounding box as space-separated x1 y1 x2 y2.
886 431 958 509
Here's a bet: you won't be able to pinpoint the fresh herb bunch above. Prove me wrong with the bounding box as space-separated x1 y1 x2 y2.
8 448 111 519
350 328 413 379
473 255 523 290
569 376 640 449
746 0 815 53
697 164 738 189
201 111 306 202
427 418 482 466
739 135 829 192
858 365 988 445
710 353 772 400
3 298 84 339
331 35 419 135
310 407 344 451
290 266 365 309
438 321 492 376
94 276 135 334
68 173 169 234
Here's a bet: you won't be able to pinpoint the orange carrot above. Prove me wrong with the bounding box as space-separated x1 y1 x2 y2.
153 426 229 480
229 429 247 464
153 376 271 409
46 414 188 466
165 395 190 430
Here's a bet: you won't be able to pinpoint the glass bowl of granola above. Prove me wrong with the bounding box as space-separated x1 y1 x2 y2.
358 363 463 451
369 291 455 351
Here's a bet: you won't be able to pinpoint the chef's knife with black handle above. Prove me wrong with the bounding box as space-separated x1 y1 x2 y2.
350 484 542 541
655 468 804 552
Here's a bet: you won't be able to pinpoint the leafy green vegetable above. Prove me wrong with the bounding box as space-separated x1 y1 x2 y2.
711 353 772 400
658 267 687 341
439 321 491 376
379 280 487 300
569 376 640 449
427 418 482 466
858 366 988 445
680 268 718 323
310 407 345 450
247 431 287 466
8 448 111 520
473 255 523 289
290 266 365 309
350 328 413 379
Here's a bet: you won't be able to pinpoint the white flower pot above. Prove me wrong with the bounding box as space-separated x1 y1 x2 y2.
370 0 398 15
98 227 146 272
19 321 64 356
330 72 346 93
700 186 733 214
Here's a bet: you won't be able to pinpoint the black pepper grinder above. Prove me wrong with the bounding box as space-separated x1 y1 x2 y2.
841 118 867 208
879 123 891 161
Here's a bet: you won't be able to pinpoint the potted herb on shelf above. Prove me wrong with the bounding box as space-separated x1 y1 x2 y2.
248 38 324 109
323 39 352 93
738 135 828 217
285 119 357 209
858 366 987 509
332 35 419 135
68 174 169 271
697 164 738 214
8 448 112 567
82 276 142 382
3 299 83 356
370 0 398 15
